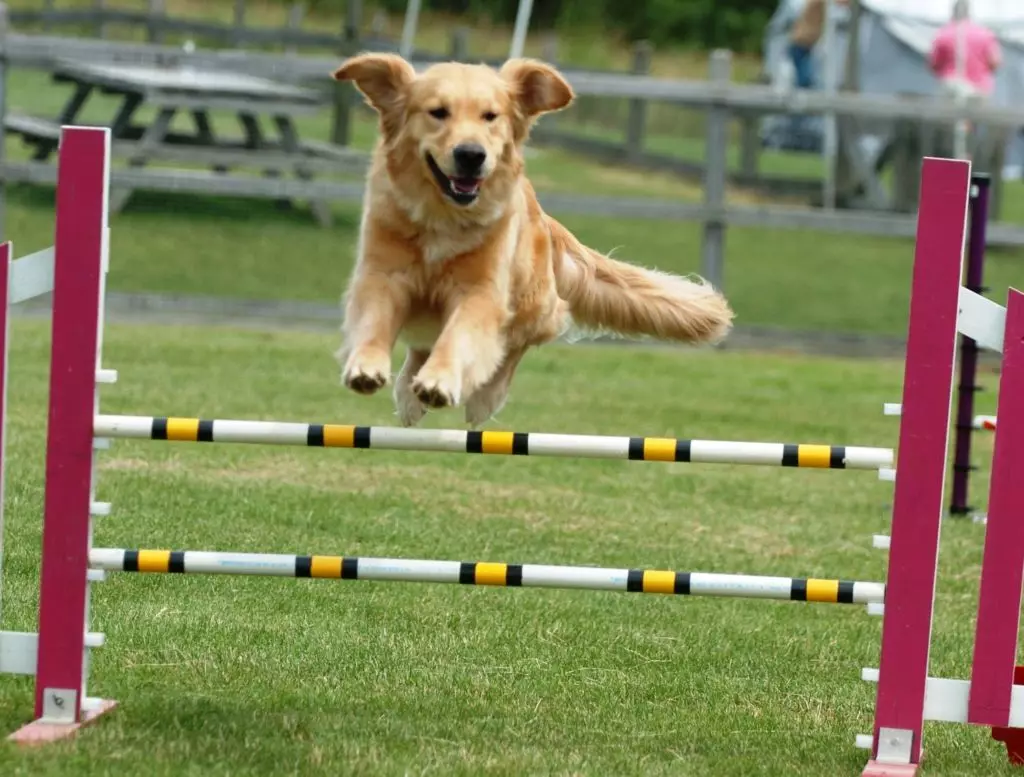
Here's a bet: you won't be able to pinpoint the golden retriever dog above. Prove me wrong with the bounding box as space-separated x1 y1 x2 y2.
331 53 733 428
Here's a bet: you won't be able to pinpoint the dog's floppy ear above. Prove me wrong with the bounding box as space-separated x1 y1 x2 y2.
332 53 416 136
500 58 574 118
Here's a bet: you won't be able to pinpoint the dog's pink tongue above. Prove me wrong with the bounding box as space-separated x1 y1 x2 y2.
451 177 481 194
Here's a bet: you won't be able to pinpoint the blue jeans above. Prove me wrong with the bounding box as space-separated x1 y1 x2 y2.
788 42 815 89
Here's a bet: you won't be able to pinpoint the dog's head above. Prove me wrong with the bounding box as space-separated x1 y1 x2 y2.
332 54 573 209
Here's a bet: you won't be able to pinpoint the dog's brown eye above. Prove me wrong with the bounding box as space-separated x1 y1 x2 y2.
428 107 449 120
482 111 498 122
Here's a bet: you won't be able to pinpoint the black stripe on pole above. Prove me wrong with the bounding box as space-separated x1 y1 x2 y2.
353 427 371 448
341 557 358 579
790 578 808 600
626 569 643 592
151 418 168 440
830 446 846 469
168 551 186 573
466 431 483 454
197 420 215 442
675 440 691 462
123 550 140 572
674 572 691 594
307 424 325 446
459 562 476 584
627 438 644 460
838 581 855 604
512 433 529 455
506 564 523 586
781 444 800 467
295 556 312 577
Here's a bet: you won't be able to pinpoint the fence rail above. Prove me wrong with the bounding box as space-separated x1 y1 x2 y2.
4 32 1024 291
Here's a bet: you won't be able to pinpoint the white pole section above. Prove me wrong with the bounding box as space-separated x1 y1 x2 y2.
398 0 421 61
508 0 534 59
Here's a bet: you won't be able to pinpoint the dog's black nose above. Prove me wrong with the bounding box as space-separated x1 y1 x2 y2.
453 143 487 175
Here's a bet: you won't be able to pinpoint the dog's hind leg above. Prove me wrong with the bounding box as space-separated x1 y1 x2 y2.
394 347 430 426
464 347 527 428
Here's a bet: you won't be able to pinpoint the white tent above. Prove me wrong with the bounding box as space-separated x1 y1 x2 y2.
762 0 1024 174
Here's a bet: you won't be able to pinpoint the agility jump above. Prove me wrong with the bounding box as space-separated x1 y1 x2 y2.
1 127 1024 777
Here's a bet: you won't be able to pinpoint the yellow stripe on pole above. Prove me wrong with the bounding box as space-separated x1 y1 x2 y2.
481 432 515 455
474 562 508 586
322 425 355 448
643 438 677 462
797 445 833 468
805 578 840 603
137 549 171 573
642 570 677 594
165 418 200 442
310 556 343 578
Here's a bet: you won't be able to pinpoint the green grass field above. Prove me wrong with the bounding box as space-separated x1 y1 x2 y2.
0 317 1010 776
0 4 1020 775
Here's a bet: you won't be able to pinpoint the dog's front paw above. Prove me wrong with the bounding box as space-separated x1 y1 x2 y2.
411 373 460 409
342 352 390 395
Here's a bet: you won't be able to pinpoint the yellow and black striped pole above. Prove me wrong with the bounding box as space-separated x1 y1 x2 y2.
94 415 894 471
90 549 886 605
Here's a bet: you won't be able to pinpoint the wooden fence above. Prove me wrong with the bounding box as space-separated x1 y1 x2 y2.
3 24 1024 291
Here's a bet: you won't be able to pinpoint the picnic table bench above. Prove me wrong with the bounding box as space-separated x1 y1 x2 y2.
4 59 370 225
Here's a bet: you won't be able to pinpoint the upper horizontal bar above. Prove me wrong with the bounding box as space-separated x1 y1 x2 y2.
958 287 1006 352
9 246 55 305
89 548 886 605
93 415 894 470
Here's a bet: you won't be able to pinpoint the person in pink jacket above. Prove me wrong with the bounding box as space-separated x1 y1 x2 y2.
928 0 1001 100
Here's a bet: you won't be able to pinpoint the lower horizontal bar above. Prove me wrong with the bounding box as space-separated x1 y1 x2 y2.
0 630 104 676
974 415 997 431
89 548 885 605
93 415 894 470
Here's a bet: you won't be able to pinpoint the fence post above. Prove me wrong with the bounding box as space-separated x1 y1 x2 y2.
739 114 759 178
284 2 306 56
147 0 165 44
94 0 107 39
625 40 652 164
449 27 469 62
42 0 55 34
331 0 362 147
232 0 246 48
701 49 730 292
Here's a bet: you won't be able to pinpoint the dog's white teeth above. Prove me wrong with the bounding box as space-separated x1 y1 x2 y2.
449 178 481 195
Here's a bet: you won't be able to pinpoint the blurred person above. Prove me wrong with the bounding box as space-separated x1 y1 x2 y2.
788 0 825 89
787 0 848 89
929 0 1001 101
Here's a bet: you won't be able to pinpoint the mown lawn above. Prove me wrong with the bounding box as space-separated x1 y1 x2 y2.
0 318 1009 776
7 177 1024 338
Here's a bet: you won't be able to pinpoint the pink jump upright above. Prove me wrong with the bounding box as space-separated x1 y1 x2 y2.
7 127 117 743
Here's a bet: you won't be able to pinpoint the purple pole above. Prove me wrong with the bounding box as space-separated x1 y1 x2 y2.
950 173 990 517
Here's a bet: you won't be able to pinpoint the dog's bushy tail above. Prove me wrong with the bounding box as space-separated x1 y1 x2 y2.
548 217 734 344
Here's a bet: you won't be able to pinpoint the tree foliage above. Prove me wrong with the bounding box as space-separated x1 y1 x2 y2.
307 0 780 53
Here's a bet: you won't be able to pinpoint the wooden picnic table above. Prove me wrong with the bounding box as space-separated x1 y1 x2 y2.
5 59 368 225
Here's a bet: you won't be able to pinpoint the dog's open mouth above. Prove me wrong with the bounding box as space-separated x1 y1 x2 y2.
426 153 481 206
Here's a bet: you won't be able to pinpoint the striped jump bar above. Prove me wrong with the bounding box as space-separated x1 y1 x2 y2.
93 415 894 470
88 549 885 605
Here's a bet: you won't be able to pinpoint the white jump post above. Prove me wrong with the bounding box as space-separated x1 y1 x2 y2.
4 127 1024 777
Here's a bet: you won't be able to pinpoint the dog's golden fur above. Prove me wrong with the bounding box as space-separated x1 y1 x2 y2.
332 53 733 428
